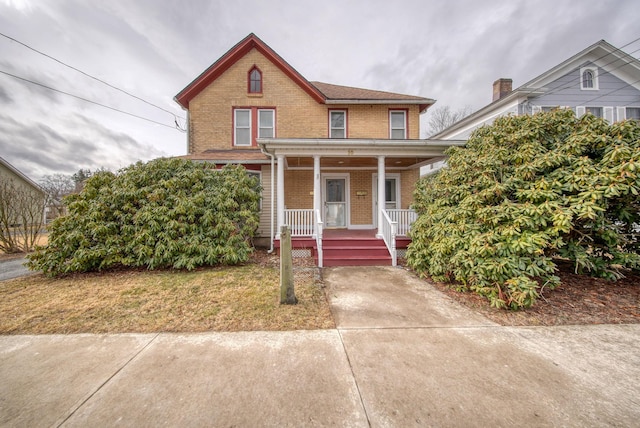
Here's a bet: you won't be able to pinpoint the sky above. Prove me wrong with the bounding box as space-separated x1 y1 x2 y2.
1 0 639 182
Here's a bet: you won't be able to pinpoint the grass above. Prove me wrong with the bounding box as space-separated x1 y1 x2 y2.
0 260 335 334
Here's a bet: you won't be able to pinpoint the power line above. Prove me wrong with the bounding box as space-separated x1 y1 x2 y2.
0 31 186 124
0 69 185 131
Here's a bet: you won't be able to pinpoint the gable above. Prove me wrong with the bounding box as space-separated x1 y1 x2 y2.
175 34 324 109
529 60 640 108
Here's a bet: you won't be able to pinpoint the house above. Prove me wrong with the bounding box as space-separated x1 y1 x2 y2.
174 33 462 266
433 40 640 140
0 156 46 232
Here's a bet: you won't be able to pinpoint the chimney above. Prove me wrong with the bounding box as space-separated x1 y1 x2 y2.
492 78 512 102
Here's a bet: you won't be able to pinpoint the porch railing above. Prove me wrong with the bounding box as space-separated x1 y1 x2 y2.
284 209 315 236
386 209 417 236
314 209 323 268
380 209 397 267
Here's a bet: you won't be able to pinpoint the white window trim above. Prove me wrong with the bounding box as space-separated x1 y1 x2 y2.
389 110 407 139
258 109 276 139
234 109 252 146
580 66 599 91
604 107 614 123
624 106 640 121
329 110 347 139
585 106 604 118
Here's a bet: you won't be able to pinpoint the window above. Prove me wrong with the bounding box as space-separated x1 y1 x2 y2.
580 67 598 90
586 106 603 118
626 107 640 121
233 108 275 146
329 110 346 138
389 110 407 139
234 109 251 146
248 66 262 93
258 110 274 138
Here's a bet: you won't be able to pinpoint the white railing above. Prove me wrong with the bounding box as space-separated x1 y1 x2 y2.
314 209 323 268
386 209 417 236
381 209 397 267
284 209 314 236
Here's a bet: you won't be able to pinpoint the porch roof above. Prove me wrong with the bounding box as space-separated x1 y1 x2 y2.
258 138 465 158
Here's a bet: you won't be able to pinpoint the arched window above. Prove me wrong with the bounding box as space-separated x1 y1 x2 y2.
582 70 594 88
248 66 262 93
580 67 598 90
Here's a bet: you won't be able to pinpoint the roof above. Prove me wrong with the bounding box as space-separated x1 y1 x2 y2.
174 33 434 112
311 82 434 112
175 33 325 109
0 156 44 194
178 149 270 164
432 39 640 139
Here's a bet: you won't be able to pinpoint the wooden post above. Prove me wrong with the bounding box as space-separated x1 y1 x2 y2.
280 225 298 304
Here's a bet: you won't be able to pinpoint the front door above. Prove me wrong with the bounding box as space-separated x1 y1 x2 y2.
324 176 348 228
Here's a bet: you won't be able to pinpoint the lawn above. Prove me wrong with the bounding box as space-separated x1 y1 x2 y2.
0 254 334 334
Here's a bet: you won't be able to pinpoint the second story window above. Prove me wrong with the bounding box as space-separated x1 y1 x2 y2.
389 110 407 139
580 67 598 90
329 110 346 138
234 109 252 146
234 107 275 146
248 66 262 93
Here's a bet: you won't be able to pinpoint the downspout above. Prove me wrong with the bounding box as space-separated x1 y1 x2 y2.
259 143 275 253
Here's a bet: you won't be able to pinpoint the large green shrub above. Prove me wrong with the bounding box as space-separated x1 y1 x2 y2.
28 159 261 276
407 110 640 309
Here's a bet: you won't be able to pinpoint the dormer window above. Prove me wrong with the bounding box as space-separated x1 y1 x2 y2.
248 66 262 93
580 66 598 90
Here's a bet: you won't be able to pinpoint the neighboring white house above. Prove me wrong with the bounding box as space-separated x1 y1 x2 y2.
433 40 640 141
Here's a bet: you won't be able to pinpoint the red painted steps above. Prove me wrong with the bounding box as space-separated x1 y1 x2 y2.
274 233 411 267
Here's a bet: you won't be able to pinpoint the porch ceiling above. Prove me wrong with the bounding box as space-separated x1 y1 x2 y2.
285 156 436 169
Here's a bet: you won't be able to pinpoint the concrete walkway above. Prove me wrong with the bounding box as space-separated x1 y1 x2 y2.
1 266 639 427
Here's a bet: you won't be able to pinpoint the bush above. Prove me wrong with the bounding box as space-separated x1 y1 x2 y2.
407 110 640 309
27 159 261 276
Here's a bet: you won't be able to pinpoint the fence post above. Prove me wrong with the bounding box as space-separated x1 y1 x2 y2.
280 225 298 304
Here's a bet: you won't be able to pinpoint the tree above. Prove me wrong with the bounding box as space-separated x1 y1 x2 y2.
71 169 93 192
0 178 46 253
408 109 640 309
40 174 75 218
425 105 472 137
27 159 261 276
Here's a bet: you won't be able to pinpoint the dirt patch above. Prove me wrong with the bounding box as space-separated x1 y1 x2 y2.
425 263 640 326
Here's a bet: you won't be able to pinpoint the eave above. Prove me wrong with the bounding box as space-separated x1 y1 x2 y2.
174 33 325 109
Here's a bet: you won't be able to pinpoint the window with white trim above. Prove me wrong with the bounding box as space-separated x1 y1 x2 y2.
580 67 598 90
586 106 603 118
258 110 274 138
389 110 407 139
233 108 275 146
329 110 346 138
626 107 640 121
234 109 251 146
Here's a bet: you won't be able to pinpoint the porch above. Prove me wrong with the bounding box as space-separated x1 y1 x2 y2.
275 208 417 267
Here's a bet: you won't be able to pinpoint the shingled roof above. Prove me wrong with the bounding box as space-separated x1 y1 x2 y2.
175 33 435 113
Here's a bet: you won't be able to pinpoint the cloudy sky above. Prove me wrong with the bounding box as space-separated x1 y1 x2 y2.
1 0 639 182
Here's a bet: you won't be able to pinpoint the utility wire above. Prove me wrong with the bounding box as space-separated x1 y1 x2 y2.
0 69 184 131
0 31 186 126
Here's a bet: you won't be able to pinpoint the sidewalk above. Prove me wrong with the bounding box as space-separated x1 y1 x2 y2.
1 266 639 427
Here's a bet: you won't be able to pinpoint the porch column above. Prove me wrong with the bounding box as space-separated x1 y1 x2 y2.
377 155 385 238
313 155 321 225
276 154 285 239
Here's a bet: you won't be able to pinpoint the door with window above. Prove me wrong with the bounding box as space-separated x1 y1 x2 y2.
323 176 348 228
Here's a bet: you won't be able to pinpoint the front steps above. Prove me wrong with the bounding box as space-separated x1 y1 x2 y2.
274 233 410 267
